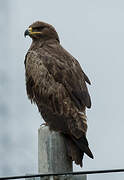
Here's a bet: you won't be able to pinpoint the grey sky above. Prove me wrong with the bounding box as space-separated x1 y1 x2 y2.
1 0 124 179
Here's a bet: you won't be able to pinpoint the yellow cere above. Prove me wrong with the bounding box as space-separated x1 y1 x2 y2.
28 27 42 35
28 27 32 33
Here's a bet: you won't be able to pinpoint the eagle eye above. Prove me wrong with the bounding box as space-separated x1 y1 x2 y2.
33 26 45 32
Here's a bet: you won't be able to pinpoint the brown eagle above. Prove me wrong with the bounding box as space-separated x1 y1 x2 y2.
24 21 93 167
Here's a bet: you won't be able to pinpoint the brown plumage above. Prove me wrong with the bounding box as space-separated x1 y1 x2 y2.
24 21 93 167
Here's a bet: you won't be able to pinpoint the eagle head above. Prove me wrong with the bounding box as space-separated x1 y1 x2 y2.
24 21 60 42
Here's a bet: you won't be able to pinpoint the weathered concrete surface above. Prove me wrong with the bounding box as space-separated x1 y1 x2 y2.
26 126 86 180
38 126 86 180
38 126 72 174
25 126 87 180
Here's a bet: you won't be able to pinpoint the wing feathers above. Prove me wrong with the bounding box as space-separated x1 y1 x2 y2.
71 135 94 159
40 45 91 110
83 72 91 85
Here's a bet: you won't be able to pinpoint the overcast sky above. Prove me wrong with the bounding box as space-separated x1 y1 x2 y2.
1 0 124 179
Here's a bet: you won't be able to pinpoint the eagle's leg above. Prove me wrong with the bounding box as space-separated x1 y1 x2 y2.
40 122 48 127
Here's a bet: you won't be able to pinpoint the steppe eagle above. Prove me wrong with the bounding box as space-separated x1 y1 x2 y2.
24 21 93 167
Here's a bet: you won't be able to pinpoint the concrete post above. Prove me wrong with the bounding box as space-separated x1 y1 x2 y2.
38 126 86 180
38 126 72 174
26 126 86 180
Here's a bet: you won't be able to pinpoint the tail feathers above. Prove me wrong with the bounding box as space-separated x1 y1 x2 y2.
64 135 84 167
63 134 93 167
72 135 94 159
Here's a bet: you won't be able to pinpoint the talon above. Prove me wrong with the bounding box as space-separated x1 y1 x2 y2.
40 122 48 127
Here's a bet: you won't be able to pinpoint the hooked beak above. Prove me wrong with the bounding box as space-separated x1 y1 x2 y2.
24 27 32 37
24 27 43 37
24 29 29 37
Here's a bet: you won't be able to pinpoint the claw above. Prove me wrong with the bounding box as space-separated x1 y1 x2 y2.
40 122 48 127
